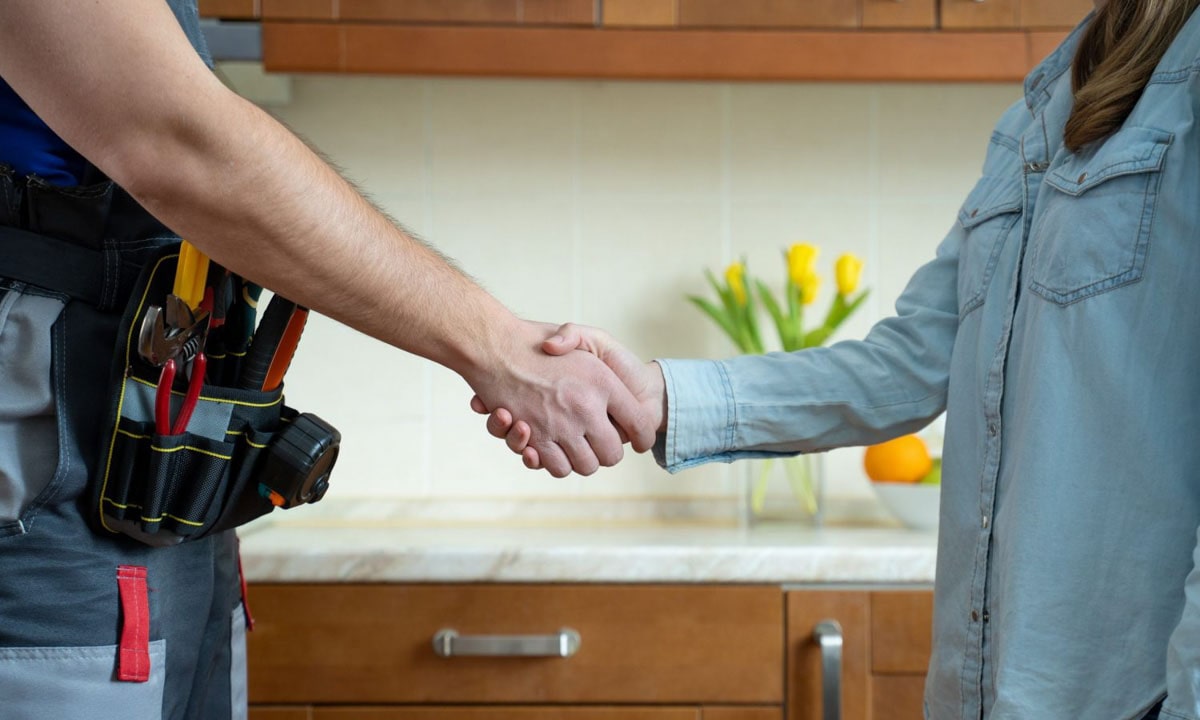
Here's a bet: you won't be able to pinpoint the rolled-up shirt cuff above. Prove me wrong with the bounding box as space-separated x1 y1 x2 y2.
652 358 737 472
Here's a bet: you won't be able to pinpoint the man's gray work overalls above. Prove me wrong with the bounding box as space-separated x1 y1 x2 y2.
0 4 248 718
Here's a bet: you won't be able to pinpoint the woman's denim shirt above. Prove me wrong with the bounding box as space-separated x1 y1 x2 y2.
657 12 1200 720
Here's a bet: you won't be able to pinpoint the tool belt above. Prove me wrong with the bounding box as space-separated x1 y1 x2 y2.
0 173 339 547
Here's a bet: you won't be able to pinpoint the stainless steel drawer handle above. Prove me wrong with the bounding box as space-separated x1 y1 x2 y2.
432 628 581 658
813 620 843 720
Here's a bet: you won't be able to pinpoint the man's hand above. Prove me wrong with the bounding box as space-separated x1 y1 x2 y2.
471 323 667 471
465 321 656 478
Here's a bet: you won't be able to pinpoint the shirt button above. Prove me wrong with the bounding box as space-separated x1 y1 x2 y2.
982 515 990 529
983 611 990 623
988 423 997 436
971 610 980 622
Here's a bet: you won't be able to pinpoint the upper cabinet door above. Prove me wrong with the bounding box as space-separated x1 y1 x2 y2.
862 0 937 29
678 0 860 29
1019 0 1094 29
940 0 1021 29
941 0 1093 29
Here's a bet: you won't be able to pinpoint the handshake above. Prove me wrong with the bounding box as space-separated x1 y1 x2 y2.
466 321 665 478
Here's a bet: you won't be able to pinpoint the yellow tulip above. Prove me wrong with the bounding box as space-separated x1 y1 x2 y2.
725 262 748 306
835 253 864 296
787 243 819 288
800 272 821 305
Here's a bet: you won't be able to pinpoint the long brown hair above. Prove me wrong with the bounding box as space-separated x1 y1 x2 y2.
1064 0 1199 152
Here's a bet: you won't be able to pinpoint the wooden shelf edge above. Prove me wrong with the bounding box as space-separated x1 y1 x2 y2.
263 23 1066 82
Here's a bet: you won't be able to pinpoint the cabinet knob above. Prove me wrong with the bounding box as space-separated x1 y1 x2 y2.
813 620 844 720
432 628 581 658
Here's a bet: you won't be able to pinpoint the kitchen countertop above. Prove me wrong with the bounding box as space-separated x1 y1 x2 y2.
238 501 938 585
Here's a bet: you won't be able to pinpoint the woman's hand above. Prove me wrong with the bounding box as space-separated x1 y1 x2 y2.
471 323 666 471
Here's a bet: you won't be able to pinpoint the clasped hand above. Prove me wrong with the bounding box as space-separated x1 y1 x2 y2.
470 323 665 477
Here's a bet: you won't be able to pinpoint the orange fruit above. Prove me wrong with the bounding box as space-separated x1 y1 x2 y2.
864 435 933 483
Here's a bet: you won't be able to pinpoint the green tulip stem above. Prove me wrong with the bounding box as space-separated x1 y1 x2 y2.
750 456 820 518
784 456 820 515
751 459 772 515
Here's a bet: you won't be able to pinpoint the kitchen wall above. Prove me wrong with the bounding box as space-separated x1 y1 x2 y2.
239 71 1021 507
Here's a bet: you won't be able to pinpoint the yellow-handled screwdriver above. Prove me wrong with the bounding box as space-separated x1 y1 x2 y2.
173 240 210 310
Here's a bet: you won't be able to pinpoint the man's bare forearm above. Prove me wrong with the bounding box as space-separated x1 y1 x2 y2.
122 90 518 381
0 0 658 475
0 0 515 382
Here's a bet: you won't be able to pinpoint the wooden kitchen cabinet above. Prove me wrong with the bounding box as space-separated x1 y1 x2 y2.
245 584 932 719
202 0 1083 82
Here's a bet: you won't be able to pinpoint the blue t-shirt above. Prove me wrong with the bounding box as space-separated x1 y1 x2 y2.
0 77 86 186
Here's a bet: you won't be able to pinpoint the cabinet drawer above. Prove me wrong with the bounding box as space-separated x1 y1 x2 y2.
314 709 699 719
247 584 783 704
249 709 309 720
870 591 933 674
312 709 783 719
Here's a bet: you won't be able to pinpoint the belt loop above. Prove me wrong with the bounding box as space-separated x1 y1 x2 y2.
100 238 119 312
116 564 151 683
0 166 19 227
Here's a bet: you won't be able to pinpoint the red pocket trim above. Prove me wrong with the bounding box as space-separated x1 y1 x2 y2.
116 565 150 683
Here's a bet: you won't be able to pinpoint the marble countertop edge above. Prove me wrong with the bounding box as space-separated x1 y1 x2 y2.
239 530 937 584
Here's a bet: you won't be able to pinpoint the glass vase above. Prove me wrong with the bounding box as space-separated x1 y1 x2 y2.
742 454 825 527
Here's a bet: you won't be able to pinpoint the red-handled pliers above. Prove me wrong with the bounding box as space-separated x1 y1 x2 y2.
155 353 207 436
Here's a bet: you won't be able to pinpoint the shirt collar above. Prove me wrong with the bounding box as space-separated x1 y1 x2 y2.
1024 12 1095 115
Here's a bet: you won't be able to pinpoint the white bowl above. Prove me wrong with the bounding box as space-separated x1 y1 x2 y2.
872 482 940 531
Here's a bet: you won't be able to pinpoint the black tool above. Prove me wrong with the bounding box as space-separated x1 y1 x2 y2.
257 414 340 508
220 279 262 385
238 295 297 391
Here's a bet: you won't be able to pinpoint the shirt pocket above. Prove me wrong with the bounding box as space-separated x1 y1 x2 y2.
1027 126 1173 306
956 174 1023 318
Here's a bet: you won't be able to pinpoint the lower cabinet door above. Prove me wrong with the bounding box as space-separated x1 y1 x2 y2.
870 676 926 720
787 591 871 720
248 708 310 720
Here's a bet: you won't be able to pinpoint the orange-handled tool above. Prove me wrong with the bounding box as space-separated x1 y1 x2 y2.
263 306 308 392
238 295 309 392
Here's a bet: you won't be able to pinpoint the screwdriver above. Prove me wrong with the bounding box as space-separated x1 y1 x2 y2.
173 241 210 310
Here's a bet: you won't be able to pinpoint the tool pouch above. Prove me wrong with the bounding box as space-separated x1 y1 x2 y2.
93 243 335 547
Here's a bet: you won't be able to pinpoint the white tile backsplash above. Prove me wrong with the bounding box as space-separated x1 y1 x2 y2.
428 78 578 198
578 82 725 198
244 70 1022 504
273 76 427 193
728 83 874 201
876 84 1021 200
